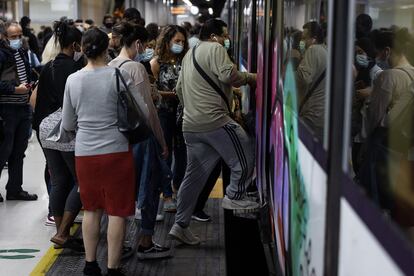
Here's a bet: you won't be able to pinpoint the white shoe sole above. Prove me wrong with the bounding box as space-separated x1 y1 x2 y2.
222 197 260 210
168 230 200 245
191 215 211 222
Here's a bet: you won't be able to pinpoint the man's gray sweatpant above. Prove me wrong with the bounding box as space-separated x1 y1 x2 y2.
175 121 254 228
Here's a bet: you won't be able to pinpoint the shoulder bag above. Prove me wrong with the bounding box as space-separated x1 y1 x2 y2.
115 66 151 144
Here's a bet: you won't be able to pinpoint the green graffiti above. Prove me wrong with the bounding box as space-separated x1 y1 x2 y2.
283 62 310 276
0 248 40 260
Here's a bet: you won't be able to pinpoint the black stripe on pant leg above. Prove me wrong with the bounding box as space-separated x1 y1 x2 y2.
223 125 246 200
224 125 250 199
223 125 247 200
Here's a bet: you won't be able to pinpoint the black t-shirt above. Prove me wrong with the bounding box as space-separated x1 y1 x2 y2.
32 53 84 131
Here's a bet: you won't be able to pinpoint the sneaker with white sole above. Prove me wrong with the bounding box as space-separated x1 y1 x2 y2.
168 223 200 245
191 210 211 222
222 195 260 210
135 209 164 222
45 215 55 226
163 199 177 212
136 242 172 260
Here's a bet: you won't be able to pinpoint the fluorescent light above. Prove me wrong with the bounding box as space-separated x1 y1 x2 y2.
190 6 199 15
208 8 213 15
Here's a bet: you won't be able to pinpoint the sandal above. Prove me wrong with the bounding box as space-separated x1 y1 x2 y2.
51 237 85 252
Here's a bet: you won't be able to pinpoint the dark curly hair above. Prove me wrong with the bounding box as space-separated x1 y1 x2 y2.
155 25 188 63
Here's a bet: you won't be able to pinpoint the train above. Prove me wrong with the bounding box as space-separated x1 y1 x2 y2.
222 0 414 275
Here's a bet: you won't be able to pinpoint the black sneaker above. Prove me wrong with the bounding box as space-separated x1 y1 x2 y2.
83 261 102 276
106 267 126 276
136 242 172 260
0 193 3 202
6 190 38 201
191 210 211 222
121 245 134 260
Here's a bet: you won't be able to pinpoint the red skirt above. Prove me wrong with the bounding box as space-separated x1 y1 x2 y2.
75 150 136 217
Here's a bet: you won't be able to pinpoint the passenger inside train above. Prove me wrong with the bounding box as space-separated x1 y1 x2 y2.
1 0 414 275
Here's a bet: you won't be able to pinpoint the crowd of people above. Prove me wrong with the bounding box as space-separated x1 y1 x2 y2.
0 7 258 276
288 14 414 230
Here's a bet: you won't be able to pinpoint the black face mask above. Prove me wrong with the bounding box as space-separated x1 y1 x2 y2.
104 23 113 29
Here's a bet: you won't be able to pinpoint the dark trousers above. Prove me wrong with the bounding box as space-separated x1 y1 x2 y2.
158 110 187 197
36 132 52 214
43 149 82 216
193 161 223 213
0 105 32 194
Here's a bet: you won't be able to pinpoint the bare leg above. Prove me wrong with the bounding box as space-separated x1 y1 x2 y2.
107 215 125 269
82 209 103 262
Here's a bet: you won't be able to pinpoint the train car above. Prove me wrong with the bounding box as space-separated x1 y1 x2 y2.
223 0 414 275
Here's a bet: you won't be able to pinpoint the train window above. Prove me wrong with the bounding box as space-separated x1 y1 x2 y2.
350 0 414 241
283 0 329 143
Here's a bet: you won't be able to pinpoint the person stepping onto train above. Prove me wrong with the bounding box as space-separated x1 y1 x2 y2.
168 19 259 246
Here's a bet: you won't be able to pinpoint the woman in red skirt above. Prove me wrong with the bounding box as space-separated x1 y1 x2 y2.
61 28 148 276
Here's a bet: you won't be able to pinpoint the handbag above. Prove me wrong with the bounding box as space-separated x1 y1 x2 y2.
115 68 151 144
192 45 254 135
45 108 76 144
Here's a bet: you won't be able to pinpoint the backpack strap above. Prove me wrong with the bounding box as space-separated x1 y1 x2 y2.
299 69 326 113
192 45 232 113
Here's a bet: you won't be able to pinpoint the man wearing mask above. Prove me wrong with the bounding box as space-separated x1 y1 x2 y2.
0 22 38 202
296 21 328 141
168 19 258 245
100 14 114 34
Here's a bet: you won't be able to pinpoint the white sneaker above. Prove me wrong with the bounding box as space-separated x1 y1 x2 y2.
222 195 260 210
74 212 83 224
135 208 164 222
45 215 55 226
135 208 142 220
168 223 200 245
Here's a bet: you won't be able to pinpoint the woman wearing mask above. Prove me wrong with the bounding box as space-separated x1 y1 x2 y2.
151 25 188 212
34 20 85 250
62 28 148 276
109 21 171 260
352 37 382 177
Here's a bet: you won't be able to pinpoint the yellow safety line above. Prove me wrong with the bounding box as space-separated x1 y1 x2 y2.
30 180 222 275
209 178 223 198
30 224 80 276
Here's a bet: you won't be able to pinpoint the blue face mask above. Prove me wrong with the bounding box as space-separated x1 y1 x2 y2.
9 39 22 50
356 54 369 68
141 48 154 62
171 43 184 54
224 39 230 50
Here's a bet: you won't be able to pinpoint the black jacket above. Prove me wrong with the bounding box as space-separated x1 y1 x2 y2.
23 27 40 59
0 40 31 95
32 53 84 131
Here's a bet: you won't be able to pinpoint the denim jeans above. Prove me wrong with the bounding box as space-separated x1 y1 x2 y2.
0 105 32 194
133 135 172 235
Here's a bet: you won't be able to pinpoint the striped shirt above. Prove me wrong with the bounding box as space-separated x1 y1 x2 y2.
0 51 30 105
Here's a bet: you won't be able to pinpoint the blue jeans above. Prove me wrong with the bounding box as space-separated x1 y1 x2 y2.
133 135 171 235
0 105 32 194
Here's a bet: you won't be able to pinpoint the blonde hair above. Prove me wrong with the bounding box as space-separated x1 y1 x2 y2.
41 34 61 65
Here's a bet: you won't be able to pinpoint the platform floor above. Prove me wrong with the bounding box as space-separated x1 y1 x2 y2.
47 199 225 276
0 137 226 276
